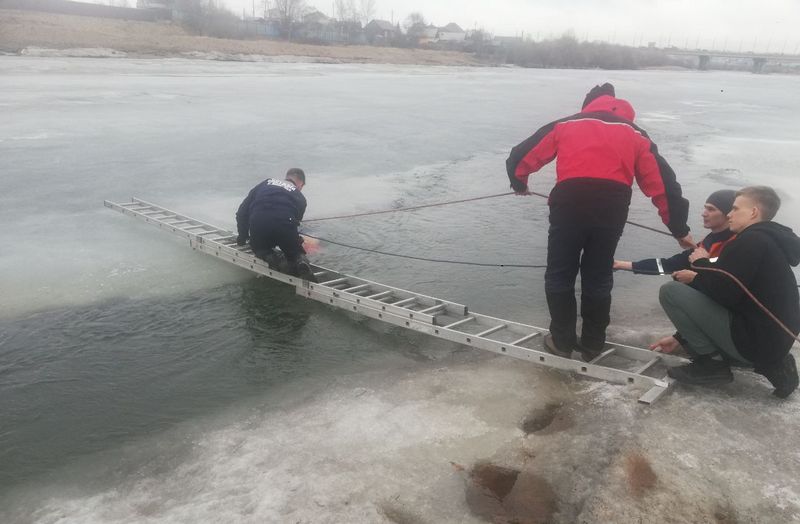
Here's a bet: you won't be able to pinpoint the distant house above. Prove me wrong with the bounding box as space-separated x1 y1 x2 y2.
437 22 465 42
302 10 332 25
242 16 282 38
297 11 365 44
418 24 439 45
365 19 399 44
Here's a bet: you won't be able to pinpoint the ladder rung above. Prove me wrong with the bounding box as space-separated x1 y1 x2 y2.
197 230 223 236
168 220 194 226
342 284 370 294
588 347 616 364
443 316 475 329
143 210 171 216
215 235 237 242
365 290 392 300
417 304 445 315
634 357 660 375
392 297 417 307
313 271 328 277
182 225 208 231
511 332 542 346
320 277 348 287
476 324 507 338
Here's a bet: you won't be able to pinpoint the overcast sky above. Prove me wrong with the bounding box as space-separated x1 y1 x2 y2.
222 0 800 53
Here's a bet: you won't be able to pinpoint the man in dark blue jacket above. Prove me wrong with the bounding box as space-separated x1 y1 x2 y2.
656 186 800 398
236 168 315 281
614 189 737 277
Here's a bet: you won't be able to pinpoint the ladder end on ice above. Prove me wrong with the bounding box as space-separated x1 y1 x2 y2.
105 197 687 404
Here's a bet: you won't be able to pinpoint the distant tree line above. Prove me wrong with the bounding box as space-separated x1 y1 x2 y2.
174 0 243 38
498 34 675 70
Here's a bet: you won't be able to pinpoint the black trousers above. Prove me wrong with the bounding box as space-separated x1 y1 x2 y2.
544 180 630 352
249 216 306 264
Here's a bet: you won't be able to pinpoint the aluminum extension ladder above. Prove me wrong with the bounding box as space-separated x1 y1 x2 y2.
105 197 687 404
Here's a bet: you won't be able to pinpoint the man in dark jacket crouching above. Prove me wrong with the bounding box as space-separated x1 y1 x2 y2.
236 168 316 281
656 186 800 398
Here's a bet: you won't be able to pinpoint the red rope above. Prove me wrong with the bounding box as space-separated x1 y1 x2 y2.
690 264 800 343
304 192 515 222
305 189 675 237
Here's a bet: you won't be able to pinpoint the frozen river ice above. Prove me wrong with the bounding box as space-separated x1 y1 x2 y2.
1 57 800 522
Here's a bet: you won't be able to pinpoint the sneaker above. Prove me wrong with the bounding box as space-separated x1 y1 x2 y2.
544 334 573 359
667 358 733 386
761 353 798 399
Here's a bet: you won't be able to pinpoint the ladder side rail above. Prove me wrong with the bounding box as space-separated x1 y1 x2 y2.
427 321 668 389
107 200 216 232
299 286 667 388
467 311 549 339
300 281 439 325
192 239 306 286
638 382 675 404
105 201 227 243
131 197 223 229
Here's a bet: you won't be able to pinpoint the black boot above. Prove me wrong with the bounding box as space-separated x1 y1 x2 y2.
579 294 611 361
760 353 798 399
667 356 733 386
292 255 318 283
545 291 578 354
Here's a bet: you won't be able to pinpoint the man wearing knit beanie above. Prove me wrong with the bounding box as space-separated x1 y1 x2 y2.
614 189 737 354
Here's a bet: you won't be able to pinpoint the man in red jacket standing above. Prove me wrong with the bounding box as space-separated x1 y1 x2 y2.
506 83 693 361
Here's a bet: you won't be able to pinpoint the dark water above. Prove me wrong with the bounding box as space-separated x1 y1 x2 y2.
0 278 423 494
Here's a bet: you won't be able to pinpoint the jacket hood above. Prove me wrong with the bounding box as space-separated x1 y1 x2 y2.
581 95 636 122
747 221 800 266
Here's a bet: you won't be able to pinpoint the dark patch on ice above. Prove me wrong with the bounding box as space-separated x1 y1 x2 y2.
466 462 558 523
521 403 573 435
713 503 740 524
379 501 427 524
623 451 658 497
706 168 745 186
502 471 558 524
470 462 520 500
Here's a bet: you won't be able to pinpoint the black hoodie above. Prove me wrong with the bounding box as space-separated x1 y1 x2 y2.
691 221 800 371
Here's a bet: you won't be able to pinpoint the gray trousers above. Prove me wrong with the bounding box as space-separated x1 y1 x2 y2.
659 281 751 364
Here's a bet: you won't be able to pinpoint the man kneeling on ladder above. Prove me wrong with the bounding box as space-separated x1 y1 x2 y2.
236 168 316 282
656 186 800 398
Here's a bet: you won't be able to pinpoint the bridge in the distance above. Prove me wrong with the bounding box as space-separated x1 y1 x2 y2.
664 49 800 73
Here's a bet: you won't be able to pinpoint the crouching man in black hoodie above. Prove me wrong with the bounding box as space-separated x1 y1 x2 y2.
655 186 800 398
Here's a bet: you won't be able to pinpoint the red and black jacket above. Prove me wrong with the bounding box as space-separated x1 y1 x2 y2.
506 95 690 238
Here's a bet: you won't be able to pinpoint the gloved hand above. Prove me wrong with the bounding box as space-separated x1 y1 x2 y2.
236 235 247 246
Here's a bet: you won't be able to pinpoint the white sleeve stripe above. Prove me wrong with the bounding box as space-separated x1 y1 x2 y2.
656 258 665 275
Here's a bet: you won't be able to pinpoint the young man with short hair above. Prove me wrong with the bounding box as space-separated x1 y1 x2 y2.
236 168 316 281
656 186 800 398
